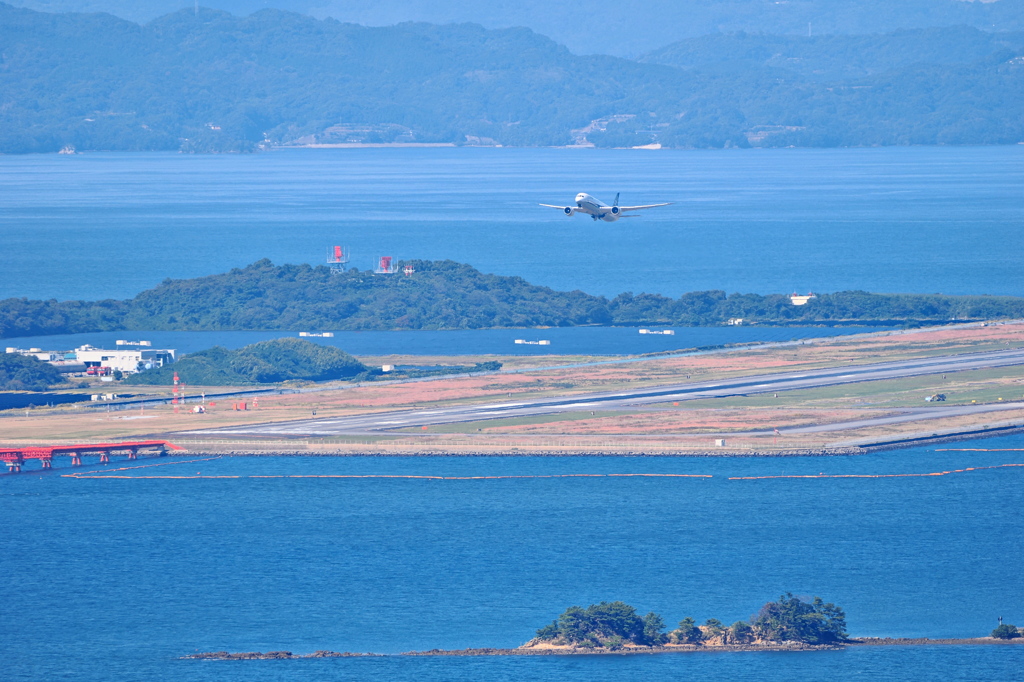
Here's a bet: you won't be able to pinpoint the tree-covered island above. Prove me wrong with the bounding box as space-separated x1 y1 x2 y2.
184 595 1024 659
527 594 848 650
3 259 1024 339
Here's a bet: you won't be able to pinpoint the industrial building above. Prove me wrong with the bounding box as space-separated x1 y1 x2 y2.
5 343 175 375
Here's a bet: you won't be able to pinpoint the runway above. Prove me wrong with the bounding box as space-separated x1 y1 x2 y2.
186 347 1024 437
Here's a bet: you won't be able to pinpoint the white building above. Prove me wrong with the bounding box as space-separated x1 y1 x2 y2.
5 344 175 374
71 345 175 373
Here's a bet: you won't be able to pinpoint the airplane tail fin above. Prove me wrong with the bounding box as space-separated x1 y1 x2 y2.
613 192 620 207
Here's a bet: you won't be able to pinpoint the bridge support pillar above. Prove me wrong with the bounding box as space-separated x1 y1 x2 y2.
127 449 137 460
99 452 110 464
5 460 23 473
40 458 52 469
70 454 82 466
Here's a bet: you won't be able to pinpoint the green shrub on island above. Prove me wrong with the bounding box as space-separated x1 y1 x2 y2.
0 353 66 391
534 602 667 648
992 624 1020 640
4 259 1024 339
124 338 367 386
750 593 848 645
535 595 847 649
671 617 705 644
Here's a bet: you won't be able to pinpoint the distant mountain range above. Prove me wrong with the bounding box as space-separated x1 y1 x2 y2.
1 3 1022 153
8 0 1024 56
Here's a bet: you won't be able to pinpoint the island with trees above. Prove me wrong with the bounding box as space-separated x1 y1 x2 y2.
185 593 1024 659
4 259 1024 340
525 593 848 651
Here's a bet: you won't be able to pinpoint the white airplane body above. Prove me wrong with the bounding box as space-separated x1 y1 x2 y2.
540 193 671 222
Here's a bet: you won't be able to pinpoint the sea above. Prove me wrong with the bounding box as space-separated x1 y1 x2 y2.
0 146 1022 303
1 146 1023 680
2 437 1024 681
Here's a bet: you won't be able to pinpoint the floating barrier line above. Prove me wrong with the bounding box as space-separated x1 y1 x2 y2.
728 463 1024 480
67 475 241 479
61 457 222 478
247 473 714 480
55 458 1024 482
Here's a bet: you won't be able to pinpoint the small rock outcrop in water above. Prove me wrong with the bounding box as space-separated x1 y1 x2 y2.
187 650 372 659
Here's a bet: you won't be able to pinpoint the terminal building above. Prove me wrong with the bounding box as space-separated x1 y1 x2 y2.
5 343 175 375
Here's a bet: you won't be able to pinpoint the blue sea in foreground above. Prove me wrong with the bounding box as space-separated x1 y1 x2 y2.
3 434 1023 680
1 145 1022 302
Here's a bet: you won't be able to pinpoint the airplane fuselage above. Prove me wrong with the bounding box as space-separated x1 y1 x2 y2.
574 193 623 222
540 193 670 221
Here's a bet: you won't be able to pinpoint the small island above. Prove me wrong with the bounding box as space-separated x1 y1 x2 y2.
521 593 848 652
186 594 1024 660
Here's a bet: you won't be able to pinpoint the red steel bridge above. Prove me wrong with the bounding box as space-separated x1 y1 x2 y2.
0 441 182 473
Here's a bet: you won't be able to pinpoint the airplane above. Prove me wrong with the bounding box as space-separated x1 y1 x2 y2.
540 193 672 222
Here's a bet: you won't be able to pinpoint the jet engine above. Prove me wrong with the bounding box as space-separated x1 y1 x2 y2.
610 206 621 216
563 207 576 216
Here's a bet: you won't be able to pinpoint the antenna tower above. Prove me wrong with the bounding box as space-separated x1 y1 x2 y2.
327 245 351 274
374 256 398 274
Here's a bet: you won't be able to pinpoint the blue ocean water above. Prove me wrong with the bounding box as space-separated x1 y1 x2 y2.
3 435 1023 680
3 146 1023 680
1 146 1022 303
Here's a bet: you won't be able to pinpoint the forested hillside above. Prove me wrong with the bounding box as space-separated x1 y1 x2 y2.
641 26 1024 80
1 3 1022 152
124 337 367 385
10 0 1024 56
1 259 1022 338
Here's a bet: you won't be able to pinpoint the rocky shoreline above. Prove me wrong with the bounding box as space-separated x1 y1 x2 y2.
185 637 1023 660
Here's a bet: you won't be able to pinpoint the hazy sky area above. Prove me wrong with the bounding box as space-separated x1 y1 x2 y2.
7 0 1024 55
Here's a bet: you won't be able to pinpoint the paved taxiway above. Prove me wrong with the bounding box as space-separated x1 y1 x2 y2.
186 347 1024 438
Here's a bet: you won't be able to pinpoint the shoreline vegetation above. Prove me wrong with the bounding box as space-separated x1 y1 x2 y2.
3 259 1024 340
184 595 1023 661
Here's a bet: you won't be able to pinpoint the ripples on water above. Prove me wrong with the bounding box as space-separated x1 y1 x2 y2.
3 435 1023 680
1 146 1022 301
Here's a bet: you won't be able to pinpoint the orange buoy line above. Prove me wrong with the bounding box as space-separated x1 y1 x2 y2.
56 456 1024 482
61 457 222 477
69 475 242 479
728 463 1024 480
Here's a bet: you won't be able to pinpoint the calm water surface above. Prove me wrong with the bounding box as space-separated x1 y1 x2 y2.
1 146 1021 301
3 325 887 356
3 435 1023 680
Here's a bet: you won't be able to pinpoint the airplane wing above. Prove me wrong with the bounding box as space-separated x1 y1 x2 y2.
619 202 673 211
539 204 573 209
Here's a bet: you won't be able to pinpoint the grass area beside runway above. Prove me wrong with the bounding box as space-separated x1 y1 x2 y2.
2 322 1023 451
